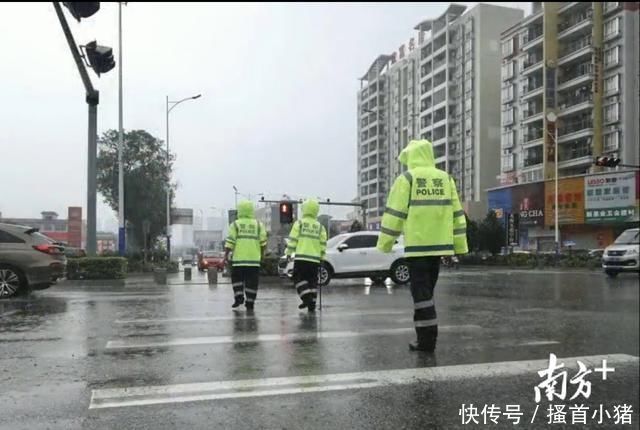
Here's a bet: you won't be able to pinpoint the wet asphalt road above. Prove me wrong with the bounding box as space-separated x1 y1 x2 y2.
0 267 638 429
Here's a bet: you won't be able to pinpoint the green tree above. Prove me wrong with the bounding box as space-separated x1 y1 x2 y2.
465 215 479 252
478 210 505 255
96 129 176 252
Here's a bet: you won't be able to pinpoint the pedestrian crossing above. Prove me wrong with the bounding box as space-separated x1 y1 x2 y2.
89 354 638 409
87 274 636 413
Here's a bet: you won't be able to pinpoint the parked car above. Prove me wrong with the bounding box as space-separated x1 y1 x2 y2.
198 251 225 272
588 249 605 259
285 231 410 287
181 253 195 266
0 223 66 298
602 228 639 278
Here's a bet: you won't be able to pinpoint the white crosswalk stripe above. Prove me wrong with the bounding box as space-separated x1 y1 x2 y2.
89 354 638 409
105 325 483 349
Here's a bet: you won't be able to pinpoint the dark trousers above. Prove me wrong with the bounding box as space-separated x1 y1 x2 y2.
408 256 440 348
293 260 319 305
231 266 260 304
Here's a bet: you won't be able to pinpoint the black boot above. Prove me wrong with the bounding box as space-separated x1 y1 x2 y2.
298 302 307 309
307 301 316 313
245 302 254 311
409 341 435 352
231 297 244 308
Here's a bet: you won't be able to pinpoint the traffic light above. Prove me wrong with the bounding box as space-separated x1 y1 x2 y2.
594 156 621 168
279 201 294 224
83 41 115 76
63 2 100 21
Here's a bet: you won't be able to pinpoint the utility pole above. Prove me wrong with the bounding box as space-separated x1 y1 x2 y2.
53 2 101 256
117 2 126 256
54 2 115 255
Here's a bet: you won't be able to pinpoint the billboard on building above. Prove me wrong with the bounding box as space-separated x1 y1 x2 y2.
512 183 545 227
545 177 585 226
584 171 637 223
487 187 512 227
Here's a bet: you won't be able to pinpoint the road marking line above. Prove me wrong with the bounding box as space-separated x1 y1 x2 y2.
0 309 22 318
105 325 482 349
114 310 409 324
517 340 561 347
89 353 639 409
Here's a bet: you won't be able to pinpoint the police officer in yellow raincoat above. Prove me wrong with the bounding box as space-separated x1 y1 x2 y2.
377 140 468 352
224 200 267 310
285 199 327 313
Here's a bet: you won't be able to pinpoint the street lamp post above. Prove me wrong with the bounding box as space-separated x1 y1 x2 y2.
546 111 560 263
165 93 201 261
233 185 239 207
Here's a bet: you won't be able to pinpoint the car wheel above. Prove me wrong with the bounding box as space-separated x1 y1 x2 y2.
318 264 332 287
605 270 619 278
390 260 410 285
0 265 25 299
370 276 387 285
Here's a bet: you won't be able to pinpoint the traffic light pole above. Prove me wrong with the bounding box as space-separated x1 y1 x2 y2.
53 2 98 256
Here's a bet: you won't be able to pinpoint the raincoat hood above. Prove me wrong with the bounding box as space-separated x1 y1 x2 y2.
398 139 435 169
237 200 255 219
301 199 320 219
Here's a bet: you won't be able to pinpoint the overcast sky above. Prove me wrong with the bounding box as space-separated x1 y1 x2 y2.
0 2 529 227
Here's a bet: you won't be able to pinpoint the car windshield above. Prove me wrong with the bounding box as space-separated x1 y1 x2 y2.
614 230 639 245
203 252 222 258
327 234 348 249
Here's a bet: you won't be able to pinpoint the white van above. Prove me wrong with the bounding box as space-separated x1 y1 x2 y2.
602 228 639 277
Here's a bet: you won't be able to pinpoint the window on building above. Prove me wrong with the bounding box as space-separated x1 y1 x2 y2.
402 67 408 96
501 61 515 80
501 84 514 104
502 107 515 126
604 103 620 123
464 78 473 93
501 153 515 172
604 131 620 152
604 46 620 68
502 130 515 148
604 17 621 39
501 37 515 58
604 74 620 94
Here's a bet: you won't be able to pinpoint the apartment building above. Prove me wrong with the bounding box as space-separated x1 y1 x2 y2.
499 1 640 185
357 3 524 224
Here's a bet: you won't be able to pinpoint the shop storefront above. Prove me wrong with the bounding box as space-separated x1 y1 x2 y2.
487 170 639 252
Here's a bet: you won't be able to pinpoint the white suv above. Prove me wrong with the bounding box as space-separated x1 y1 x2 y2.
602 228 639 278
285 231 410 287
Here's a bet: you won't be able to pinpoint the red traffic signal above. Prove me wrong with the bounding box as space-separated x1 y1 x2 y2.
279 202 293 224
594 156 621 168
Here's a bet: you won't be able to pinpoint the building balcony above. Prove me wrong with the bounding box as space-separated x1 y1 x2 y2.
523 157 543 168
558 15 593 40
522 9 543 27
558 2 580 14
521 85 544 101
558 120 593 143
521 31 544 52
558 154 592 170
522 59 544 75
521 111 543 125
558 95 593 117
558 46 593 67
557 68 594 92
523 130 544 144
